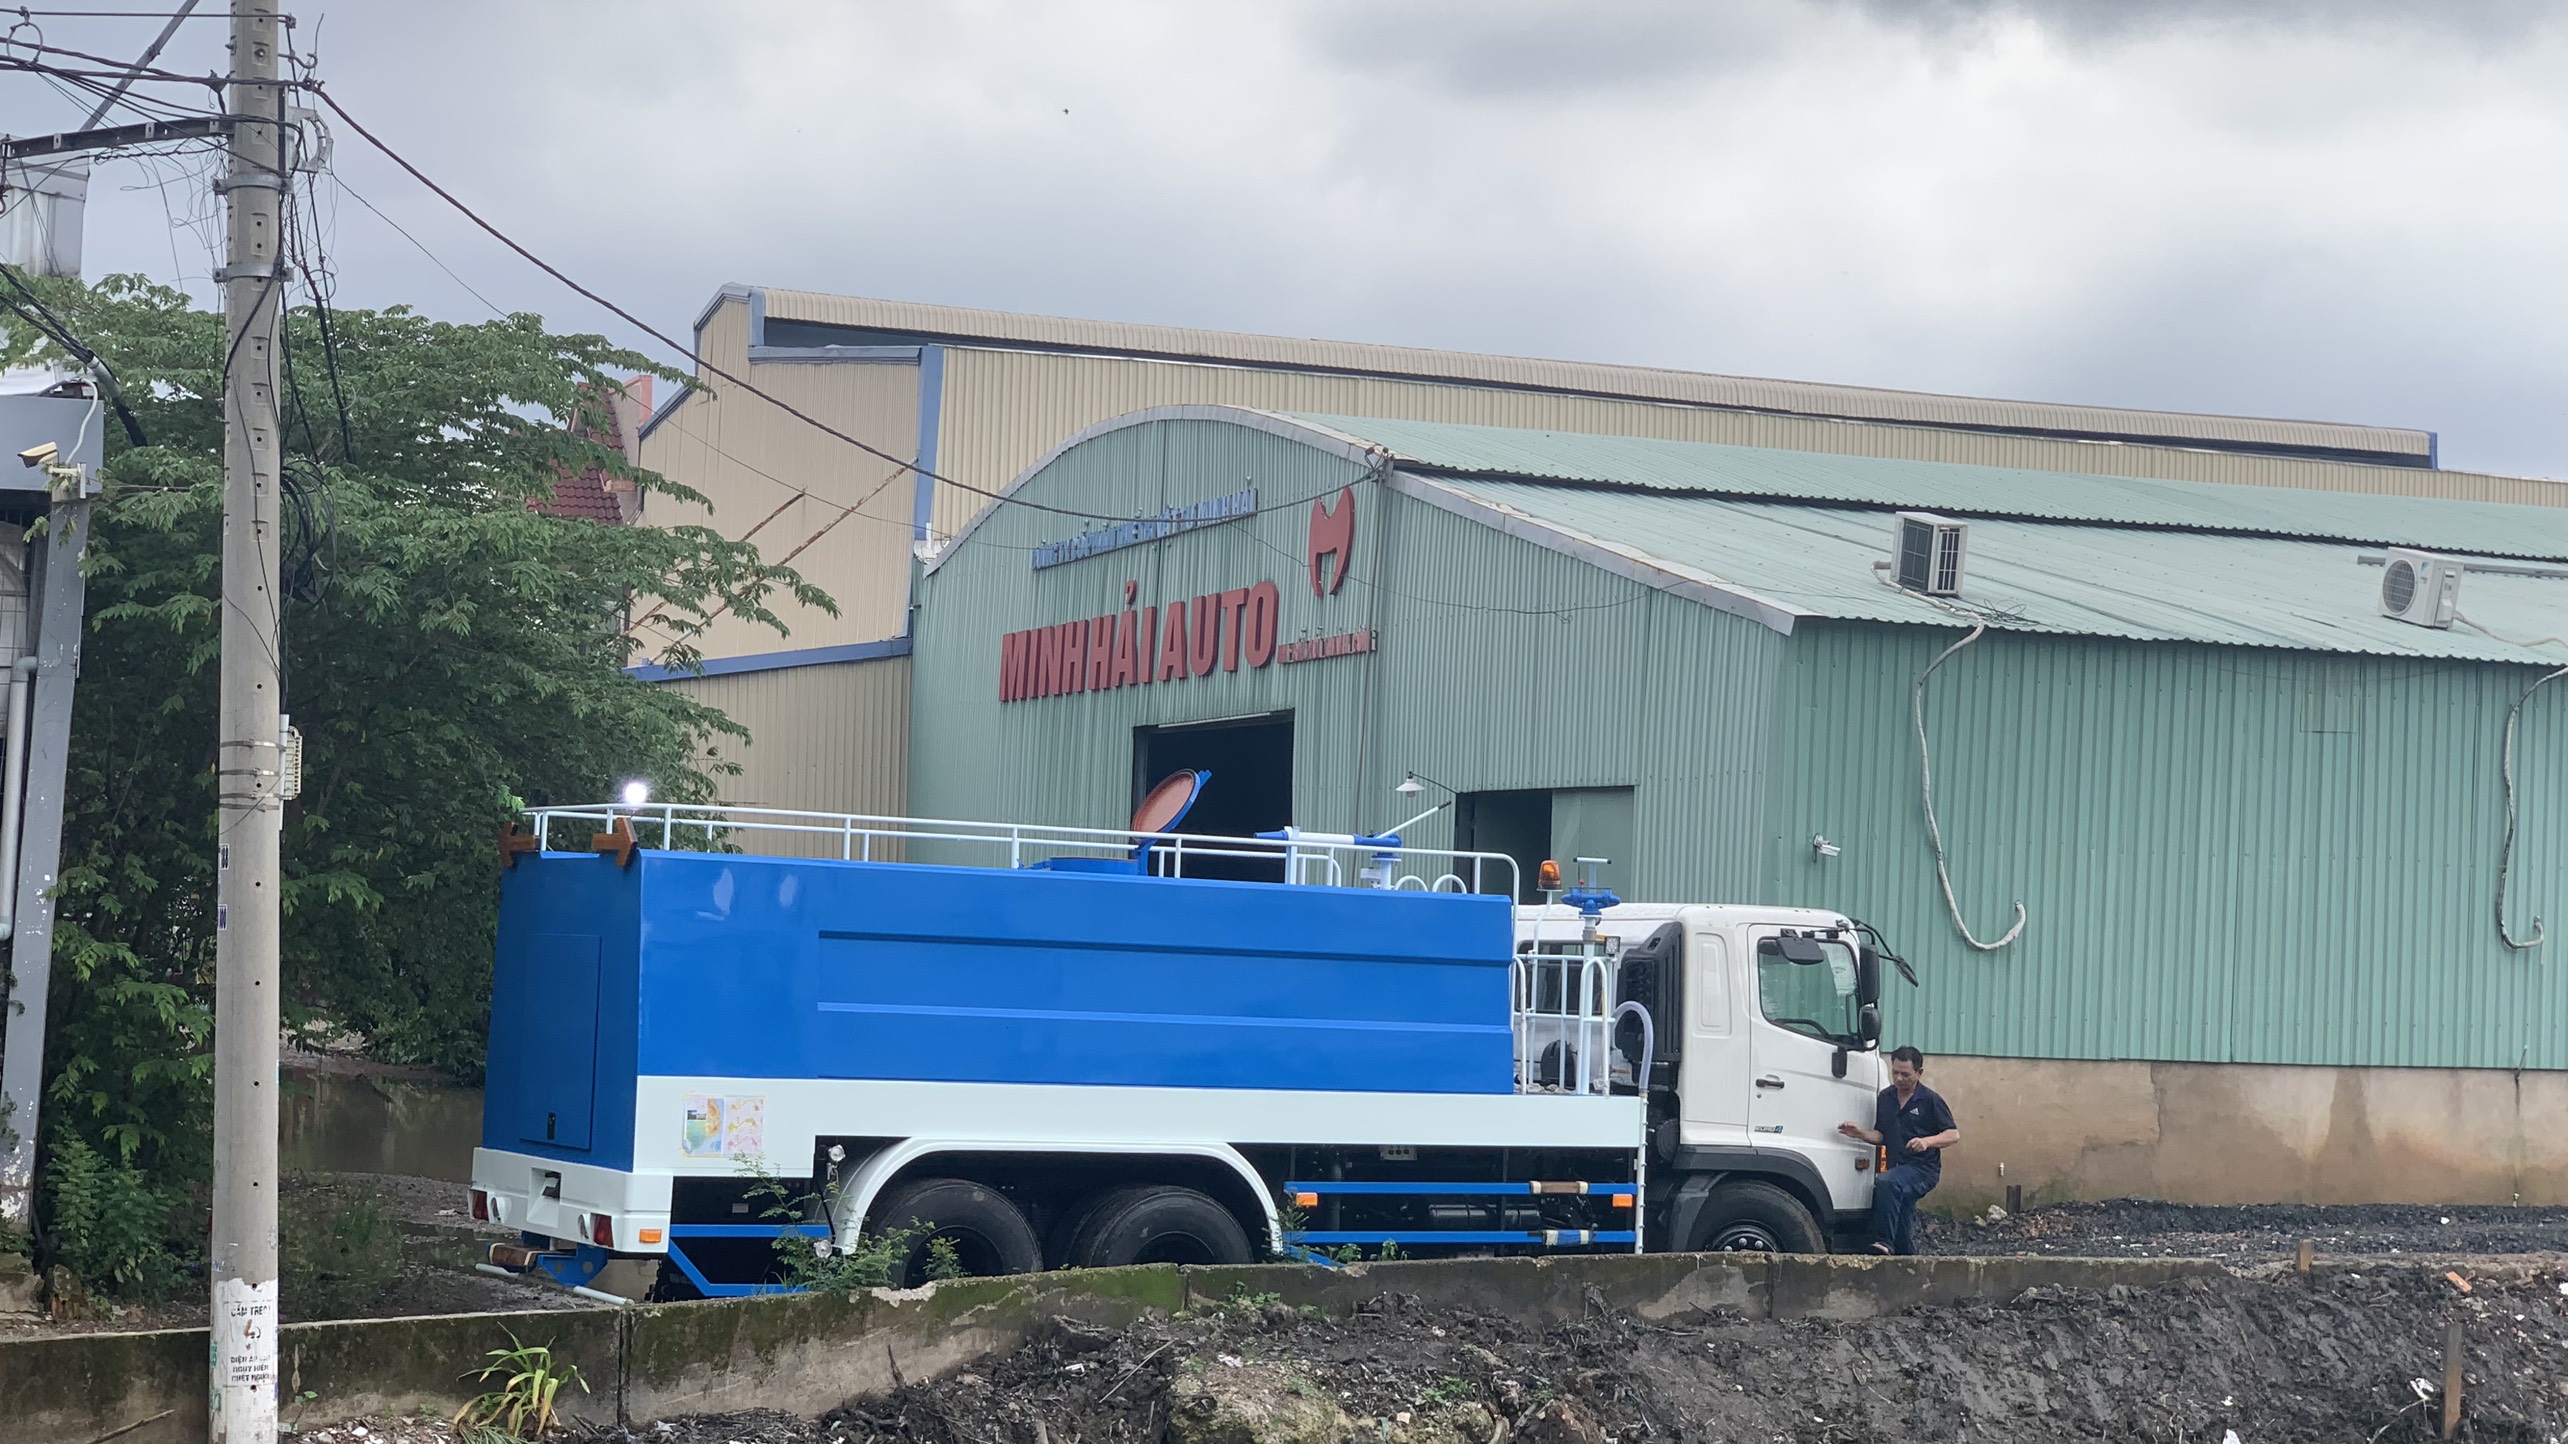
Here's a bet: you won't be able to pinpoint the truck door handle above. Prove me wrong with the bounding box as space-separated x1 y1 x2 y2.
1755 1075 1785 1090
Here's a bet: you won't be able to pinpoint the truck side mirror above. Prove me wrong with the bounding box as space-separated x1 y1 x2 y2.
1856 945 1882 1004
1775 935 1826 964
1859 1001 1882 1049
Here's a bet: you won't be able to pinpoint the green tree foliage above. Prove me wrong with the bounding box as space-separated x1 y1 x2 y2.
39 1136 184 1300
0 275 827 1285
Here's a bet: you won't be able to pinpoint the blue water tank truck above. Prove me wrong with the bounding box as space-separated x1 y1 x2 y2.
471 778 1902 1298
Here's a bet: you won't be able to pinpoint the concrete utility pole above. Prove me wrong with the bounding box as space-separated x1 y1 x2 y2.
210 0 285 1437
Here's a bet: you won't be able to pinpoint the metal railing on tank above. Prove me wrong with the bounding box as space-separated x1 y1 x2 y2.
1512 946 1619 1096
1510 861 1627 1097
517 802 1521 895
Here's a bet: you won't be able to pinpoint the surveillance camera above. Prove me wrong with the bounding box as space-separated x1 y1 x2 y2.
17 441 57 469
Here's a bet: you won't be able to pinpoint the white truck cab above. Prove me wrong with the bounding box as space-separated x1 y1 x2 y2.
1516 901 1891 1252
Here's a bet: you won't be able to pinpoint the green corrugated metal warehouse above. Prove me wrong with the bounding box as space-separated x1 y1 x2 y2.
909 406 2568 1208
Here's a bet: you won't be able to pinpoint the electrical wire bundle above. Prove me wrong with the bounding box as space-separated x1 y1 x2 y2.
0 262 145 445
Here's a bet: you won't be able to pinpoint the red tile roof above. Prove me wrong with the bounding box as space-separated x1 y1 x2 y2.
530 377 649 524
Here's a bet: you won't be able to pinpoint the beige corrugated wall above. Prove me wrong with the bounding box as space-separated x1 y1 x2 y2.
636 302 922 658
926 348 2566 541
642 295 2568 658
658 656 910 835
765 287 2429 460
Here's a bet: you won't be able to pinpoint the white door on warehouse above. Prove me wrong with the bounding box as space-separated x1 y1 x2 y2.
1549 788 1634 895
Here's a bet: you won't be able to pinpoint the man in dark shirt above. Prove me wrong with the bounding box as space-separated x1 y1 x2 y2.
1837 1045 1959 1255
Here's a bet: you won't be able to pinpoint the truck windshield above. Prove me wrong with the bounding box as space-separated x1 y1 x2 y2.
1755 935 1861 1047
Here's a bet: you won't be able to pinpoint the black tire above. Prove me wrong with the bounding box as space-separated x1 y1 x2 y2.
1064 1185 1255 1269
1691 1180 1826 1254
870 1177 1041 1287
1045 1187 1123 1268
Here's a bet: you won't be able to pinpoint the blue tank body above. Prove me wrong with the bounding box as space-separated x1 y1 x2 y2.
483 849 1519 1172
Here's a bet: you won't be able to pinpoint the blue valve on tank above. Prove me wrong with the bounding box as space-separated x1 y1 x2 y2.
1562 857 1618 918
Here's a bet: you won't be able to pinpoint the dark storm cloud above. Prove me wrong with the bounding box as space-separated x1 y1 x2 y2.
6 1 2563 478
1309 0 2565 96
1866 0 2564 48
1299 0 1812 95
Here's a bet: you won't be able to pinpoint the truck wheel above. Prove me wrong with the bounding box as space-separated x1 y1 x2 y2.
1691 1180 1825 1254
871 1177 1041 1286
1066 1186 1254 1268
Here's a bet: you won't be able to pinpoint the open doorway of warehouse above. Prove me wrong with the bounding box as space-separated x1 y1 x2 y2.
1457 787 1634 902
1135 713 1294 882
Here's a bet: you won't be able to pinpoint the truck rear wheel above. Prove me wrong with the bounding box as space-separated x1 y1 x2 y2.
871 1177 1041 1286
1065 1185 1254 1269
1691 1180 1825 1254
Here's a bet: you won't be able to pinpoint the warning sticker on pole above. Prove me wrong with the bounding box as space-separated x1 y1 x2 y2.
216 1276 278 1389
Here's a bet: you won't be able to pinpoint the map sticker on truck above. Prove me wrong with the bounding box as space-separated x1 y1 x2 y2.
680 1094 724 1157
680 1093 766 1157
722 1095 765 1155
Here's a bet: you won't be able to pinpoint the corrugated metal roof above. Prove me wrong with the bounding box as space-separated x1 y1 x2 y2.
1303 414 2568 562
1425 477 2568 665
760 287 2432 462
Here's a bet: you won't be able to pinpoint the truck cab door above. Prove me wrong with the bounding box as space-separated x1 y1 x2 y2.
1745 929 1876 1214
1674 923 1751 1146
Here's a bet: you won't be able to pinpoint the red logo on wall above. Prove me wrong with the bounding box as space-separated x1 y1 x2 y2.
1308 487 1355 597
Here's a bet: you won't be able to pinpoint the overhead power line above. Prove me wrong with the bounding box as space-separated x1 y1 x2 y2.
74 0 199 127
0 35 223 85
1 7 242 15
0 264 147 446
307 86 1160 528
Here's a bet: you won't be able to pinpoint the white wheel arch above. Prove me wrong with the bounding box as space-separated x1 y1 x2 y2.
832 1138 1282 1254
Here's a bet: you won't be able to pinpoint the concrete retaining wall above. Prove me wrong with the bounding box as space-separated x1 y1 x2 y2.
0 1251 2226 1444
1929 1057 2568 1209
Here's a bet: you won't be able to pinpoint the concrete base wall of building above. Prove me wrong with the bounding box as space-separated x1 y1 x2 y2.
1927 1056 2568 1210
277 1052 2565 1207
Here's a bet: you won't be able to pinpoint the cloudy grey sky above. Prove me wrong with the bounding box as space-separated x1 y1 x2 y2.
10 0 2567 476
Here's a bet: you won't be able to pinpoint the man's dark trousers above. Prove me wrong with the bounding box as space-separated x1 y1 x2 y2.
1873 1162 1937 1255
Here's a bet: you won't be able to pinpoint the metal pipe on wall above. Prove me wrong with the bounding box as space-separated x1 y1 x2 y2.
0 526 33 932
0 485 96 1233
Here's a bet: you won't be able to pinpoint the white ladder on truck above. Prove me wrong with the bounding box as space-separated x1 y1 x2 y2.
1511 933 1620 1097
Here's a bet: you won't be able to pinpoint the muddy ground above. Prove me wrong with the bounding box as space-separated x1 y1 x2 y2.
541 1262 2568 1444
25 1180 2568 1442
1926 1200 2568 1262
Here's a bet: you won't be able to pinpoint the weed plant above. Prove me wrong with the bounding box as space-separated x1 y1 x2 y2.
454 1330 586 1439
742 1158 965 1290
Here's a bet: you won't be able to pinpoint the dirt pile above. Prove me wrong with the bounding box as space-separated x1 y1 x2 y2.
578 1262 2568 1444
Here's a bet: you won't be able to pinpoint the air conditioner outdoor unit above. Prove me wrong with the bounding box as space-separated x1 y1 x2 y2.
1893 512 1969 597
2379 547 2462 629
